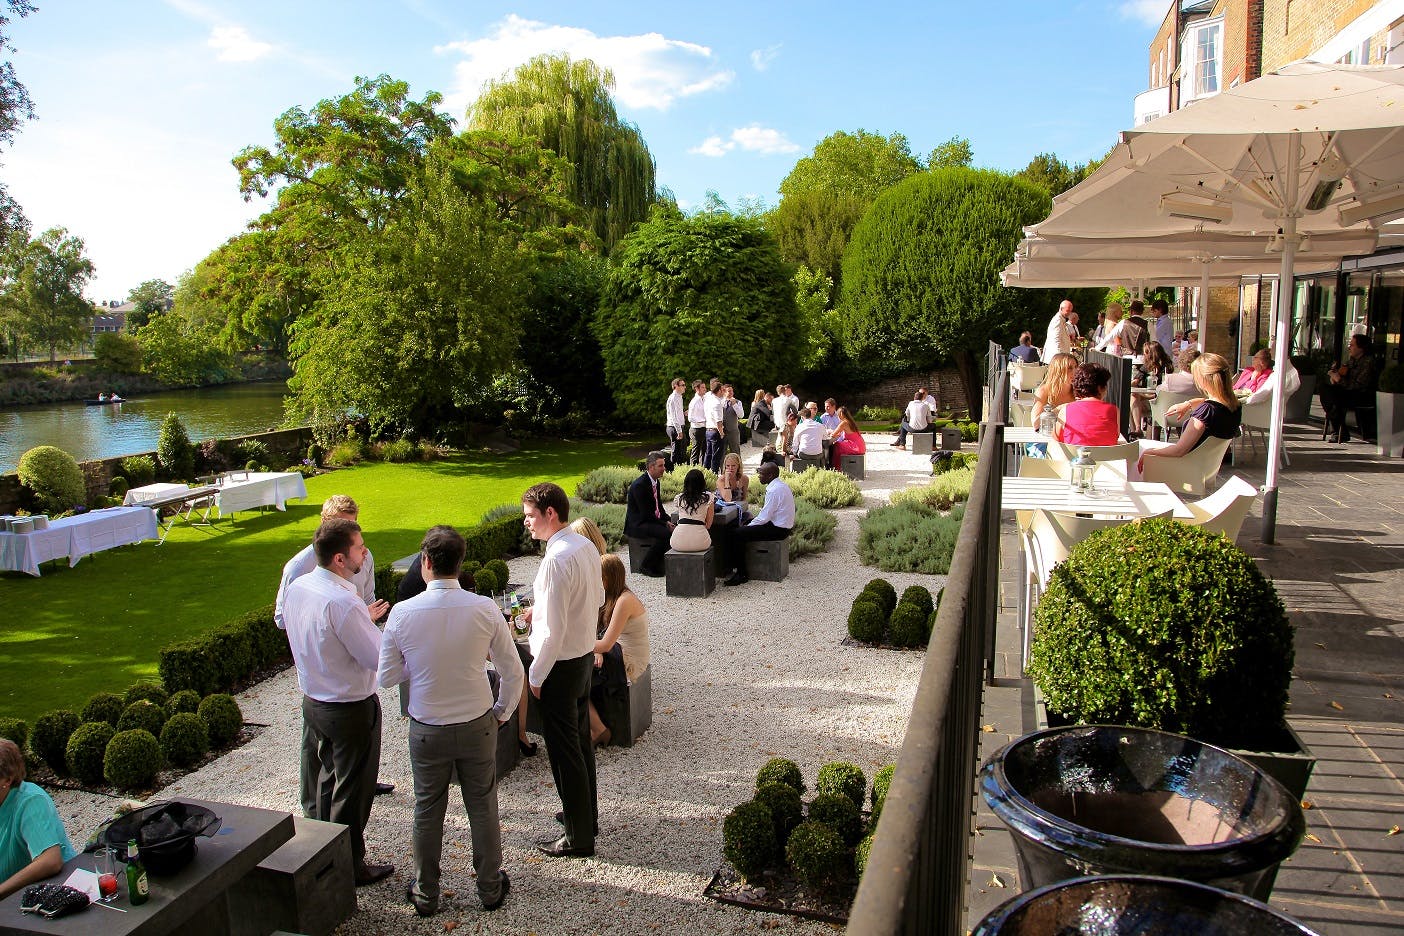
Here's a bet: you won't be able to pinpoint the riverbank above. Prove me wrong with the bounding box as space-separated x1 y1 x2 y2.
0 352 290 407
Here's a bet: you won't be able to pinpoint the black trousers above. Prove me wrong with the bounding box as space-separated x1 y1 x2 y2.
1320 385 1374 440
538 652 596 850
666 425 687 469
690 426 706 464
301 694 381 868
725 522 792 576
630 518 671 573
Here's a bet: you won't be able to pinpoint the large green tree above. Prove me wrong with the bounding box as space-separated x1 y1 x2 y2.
0 0 34 239
124 278 173 330
468 54 656 253
839 168 1052 420
593 212 800 424
0 227 95 362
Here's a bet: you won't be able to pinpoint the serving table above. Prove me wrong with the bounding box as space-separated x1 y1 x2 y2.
0 506 159 576
215 472 308 516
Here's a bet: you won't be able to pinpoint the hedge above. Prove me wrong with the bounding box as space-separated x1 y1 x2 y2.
159 603 287 696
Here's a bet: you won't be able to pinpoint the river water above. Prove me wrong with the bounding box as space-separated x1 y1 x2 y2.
0 381 294 473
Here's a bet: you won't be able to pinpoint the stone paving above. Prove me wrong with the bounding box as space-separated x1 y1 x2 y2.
968 413 1404 934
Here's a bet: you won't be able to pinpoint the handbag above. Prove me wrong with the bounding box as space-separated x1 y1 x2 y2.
20 884 91 919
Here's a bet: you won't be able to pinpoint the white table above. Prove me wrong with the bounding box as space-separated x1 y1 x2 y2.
1004 427 1053 445
123 482 191 506
0 506 159 576
1000 478 1192 520
215 472 309 515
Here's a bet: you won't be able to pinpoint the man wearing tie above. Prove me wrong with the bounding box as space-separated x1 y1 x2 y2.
623 451 673 578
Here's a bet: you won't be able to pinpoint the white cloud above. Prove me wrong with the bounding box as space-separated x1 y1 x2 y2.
1118 0 1168 27
750 44 781 71
691 125 799 157
208 25 273 63
436 14 734 115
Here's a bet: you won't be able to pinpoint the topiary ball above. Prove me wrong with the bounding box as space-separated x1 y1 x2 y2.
104 729 163 791
888 602 928 648
856 833 875 877
16 445 86 514
485 559 510 587
109 476 129 498
786 820 849 891
1029 517 1294 750
167 689 201 715
30 711 81 772
123 681 169 709
871 763 896 820
807 793 864 846
116 700 168 737
755 757 806 795
0 717 28 750
816 762 867 809
65 721 115 785
198 694 243 747
722 799 777 881
899 585 934 618
159 712 210 767
861 578 897 616
754 781 804 846
472 567 499 596
847 597 887 644
81 692 125 727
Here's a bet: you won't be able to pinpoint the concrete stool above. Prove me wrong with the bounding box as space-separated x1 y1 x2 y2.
230 818 353 936
599 661 653 747
940 427 963 450
912 432 935 455
666 547 715 597
627 536 660 573
792 453 826 471
745 539 790 582
839 454 866 480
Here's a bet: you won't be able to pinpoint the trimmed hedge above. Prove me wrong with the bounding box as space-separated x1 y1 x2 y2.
116 700 168 737
0 718 28 750
160 604 288 696
104 729 162 791
167 689 201 715
786 820 848 890
81 693 124 728
66 721 115 785
160 712 210 767
723 800 776 881
861 578 897 616
30 711 80 772
198 694 243 747
756 757 806 795
816 762 867 809
847 598 887 643
755 781 804 846
123 682 168 709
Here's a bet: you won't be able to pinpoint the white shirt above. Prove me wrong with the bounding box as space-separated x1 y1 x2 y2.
275 542 375 628
378 579 524 725
1095 319 1125 353
1153 314 1174 355
703 391 724 430
904 400 930 430
528 529 605 689
666 390 686 431
1043 312 1071 363
772 395 792 425
283 566 382 703
688 393 707 428
925 396 939 418
791 418 826 456
751 478 796 529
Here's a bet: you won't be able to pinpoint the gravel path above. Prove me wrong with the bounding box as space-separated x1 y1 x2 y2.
50 436 942 935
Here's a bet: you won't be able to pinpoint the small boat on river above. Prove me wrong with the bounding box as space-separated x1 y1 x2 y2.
84 397 126 406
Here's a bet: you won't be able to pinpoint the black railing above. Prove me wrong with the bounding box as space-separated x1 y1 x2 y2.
847 370 1008 935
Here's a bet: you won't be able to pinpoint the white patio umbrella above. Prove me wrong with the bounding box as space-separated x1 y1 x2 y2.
1000 252 1349 289
1020 61 1404 543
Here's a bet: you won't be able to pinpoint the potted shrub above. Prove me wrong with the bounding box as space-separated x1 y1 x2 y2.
1376 362 1404 457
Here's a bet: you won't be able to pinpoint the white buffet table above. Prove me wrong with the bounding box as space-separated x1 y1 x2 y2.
0 505 159 576
123 482 191 506
215 471 309 515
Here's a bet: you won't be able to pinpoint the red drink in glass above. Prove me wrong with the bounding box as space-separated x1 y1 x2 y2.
99 873 118 898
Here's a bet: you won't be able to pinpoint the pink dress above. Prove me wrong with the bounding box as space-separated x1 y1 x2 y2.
1057 399 1120 447
1233 368 1272 392
831 429 866 468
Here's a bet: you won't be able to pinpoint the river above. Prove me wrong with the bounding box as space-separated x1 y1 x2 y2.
0 381 295 473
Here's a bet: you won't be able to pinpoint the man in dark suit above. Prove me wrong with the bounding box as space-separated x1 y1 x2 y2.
623 451 673 577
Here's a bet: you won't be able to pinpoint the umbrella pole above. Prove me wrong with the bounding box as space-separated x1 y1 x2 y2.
1198 263 1210 350
1262 141 1300 545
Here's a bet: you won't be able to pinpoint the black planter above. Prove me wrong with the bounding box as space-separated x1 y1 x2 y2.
971 875 1321 935
979 725 1305 901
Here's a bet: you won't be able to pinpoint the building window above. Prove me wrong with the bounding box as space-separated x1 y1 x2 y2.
1183 17 1223 103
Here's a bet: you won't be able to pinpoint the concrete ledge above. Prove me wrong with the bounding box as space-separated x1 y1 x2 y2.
912 432 935 455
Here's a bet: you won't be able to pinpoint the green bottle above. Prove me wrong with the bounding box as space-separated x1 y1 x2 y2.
126 839 149 905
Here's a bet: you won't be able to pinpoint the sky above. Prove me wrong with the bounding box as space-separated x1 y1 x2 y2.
3 0 1166 302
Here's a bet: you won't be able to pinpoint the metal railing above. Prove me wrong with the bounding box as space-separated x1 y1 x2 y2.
848 369 1008 935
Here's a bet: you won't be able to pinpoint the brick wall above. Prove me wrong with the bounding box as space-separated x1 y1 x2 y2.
1260 0 1382 67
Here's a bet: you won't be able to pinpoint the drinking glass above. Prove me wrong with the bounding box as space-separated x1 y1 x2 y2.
93 847 119 902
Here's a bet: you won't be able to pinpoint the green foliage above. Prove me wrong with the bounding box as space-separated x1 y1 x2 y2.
484 559 511 587
847 597 888 644
575 465 636 503
108 476 129 498
156 412 195 480
125 278 174 329
790 500 838 558
872 764 896 818
103 729 162 791
661 464 715 501
807 792 863 846
888 602 928 648
593 212 800 425
167 689 201 715
80 693 124 728
930 453 978 477
861 578 897 616
137 308 234 385
65 721 114 785
899 585 934 618
93 332 142 373
116 700 168 737
1016 152 1093 197
858 503 964 574
30 710 80 771
1379 363 1404 394
198 694 243 748
779 130 922 203
380 438 419 463
326 440 365 467
520 253 612 415
754 781 805 846
159 712 210 767
123 681 169 709
233 439 271 467
792 264 839 373
756 757 806 795
1028 518 1294 749
119 455 156 486
159 604 289 699
816 762 867 809
0 717 27 749
0 227 95 362
568 500 626 551
856 405 901 422
16 445 85 513
856 833 874 878
785 467 862 508
785 820 849 890
928 135 974 169
306 443 323 467
723 800 777 881
472 567 500 595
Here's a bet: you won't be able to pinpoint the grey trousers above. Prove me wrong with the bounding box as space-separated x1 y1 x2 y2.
408 711 505 907
301 694 381 868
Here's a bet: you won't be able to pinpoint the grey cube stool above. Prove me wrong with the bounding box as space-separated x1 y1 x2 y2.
598 659 653 747
912 432 935 455
745 538 790 582
940 427 963 450
839 454 866 480
792 453 826 471
666 547 715 597
230 817 353 936
627 535 661 573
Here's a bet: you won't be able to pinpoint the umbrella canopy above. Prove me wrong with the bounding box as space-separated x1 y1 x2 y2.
1001 253 1347 288
1015 229 1379 262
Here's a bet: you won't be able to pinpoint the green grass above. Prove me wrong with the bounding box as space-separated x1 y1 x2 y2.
0 438 647 723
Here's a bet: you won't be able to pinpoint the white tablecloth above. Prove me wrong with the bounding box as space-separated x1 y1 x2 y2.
0 506 159 576
215 472 309 515
1000 478 1191 519
124 482 190 506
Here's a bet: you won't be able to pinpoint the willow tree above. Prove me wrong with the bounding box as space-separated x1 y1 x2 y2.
468 54 656 253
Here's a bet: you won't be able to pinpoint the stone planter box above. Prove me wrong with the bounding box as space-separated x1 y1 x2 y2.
1377 390 1404 457
1283 374 1315 423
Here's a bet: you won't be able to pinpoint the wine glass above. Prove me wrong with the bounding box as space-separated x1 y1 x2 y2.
94 847 119 902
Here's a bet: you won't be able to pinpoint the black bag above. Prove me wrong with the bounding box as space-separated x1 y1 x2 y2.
20 884 90 919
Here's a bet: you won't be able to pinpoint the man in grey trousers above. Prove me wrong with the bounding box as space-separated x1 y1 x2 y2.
379 525 523 916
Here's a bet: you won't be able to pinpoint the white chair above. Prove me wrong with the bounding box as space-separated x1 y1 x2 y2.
1010 399 1034 428
1010 362 1048 392
1179 475 1258 542
1237 398 1291 467
1148 389 1197 440
1137 435 1232 497
1048 440 1142 482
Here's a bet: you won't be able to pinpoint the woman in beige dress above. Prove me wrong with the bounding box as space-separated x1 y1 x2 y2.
670 468 714 552
589 554 652 746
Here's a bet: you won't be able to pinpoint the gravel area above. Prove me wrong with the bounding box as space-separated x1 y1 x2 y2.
50 435 943 934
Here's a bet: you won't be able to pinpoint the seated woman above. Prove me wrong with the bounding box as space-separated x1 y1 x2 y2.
1161 348 1201 393
670 468 714 553
1233 349 1274 393
588 555 651 746
1055 362 1120 447
828 406 866 468
0 739 77 900
1130 341 1174 436
1030 352 1077 427
569 517 609 557
716 453 750 504
1138 352 1242 475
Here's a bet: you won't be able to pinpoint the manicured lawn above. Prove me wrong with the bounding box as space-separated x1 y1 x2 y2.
0 438 648 723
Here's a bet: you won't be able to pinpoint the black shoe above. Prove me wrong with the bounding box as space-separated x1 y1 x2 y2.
536 835 594 858
723 571 748 586
405 883 437 917
355 862 395 886
483 872 510 912
555 811 600 834
518 738 538 757
375 781 394 796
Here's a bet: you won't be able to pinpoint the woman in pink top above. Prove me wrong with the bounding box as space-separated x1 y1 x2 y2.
829 406 866 467
1232 348 1274 392
1056 362 1120 447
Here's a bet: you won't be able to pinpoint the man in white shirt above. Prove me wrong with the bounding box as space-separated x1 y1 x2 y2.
283 518 393 887
892 389 931 448
1043 299 1074 363
687 380 707 465
665 378 687 469
379 526 522 916
787 409 826 468
703 377 725 472
722 463 795 586
1066 311 1081 345
521 483 605 859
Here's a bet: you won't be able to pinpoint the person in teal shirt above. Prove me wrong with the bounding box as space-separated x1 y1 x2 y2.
0 739 77 899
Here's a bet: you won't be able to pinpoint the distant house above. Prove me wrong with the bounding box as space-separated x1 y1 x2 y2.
90 306 128 335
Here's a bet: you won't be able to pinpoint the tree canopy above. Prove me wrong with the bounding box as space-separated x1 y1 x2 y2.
0 1 35 239
593 212 800 424
1016 152 1092 197
0 227 95 362
928 136 974 169
778 130 922 203
125 278 173 330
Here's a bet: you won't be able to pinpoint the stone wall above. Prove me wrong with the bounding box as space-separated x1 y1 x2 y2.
800 365 971 416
